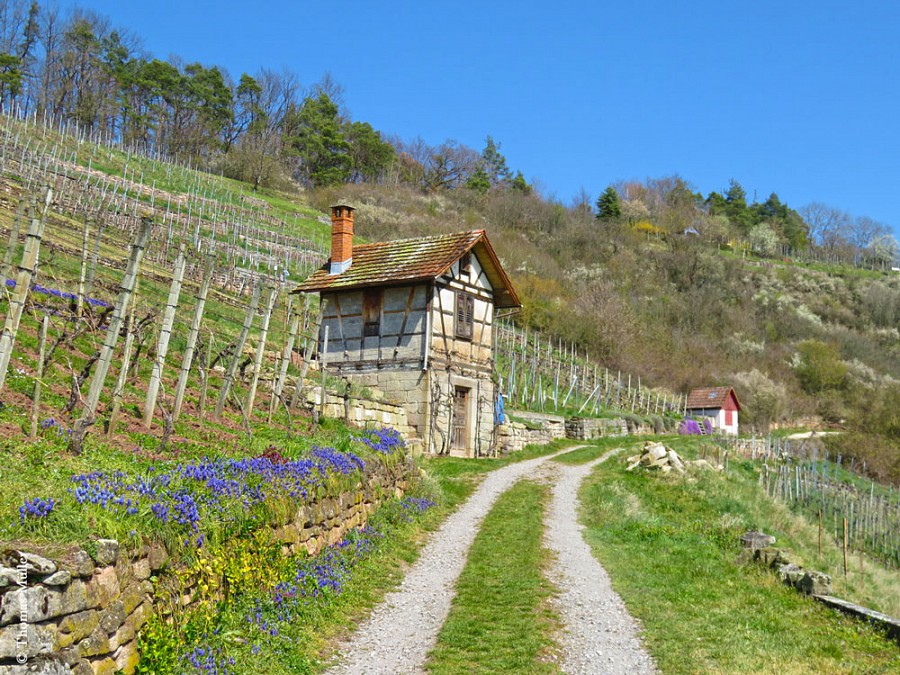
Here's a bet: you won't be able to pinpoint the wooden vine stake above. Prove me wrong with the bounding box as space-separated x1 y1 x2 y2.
76 216 152 449
143 246 186 428
842 517 849 577
214 283 261 419
0 198 26 282
197 329 214 421
244 285 278 419
172 255 214 422
29 315 50 439
818 509 823 558
317 325 329 425
269 296 301 423
0 187 51 393
107 286 139 438
76 216 91 319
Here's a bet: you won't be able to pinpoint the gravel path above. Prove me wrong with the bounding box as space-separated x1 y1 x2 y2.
325 447 656 674
542 449 657 674
324 452 560 675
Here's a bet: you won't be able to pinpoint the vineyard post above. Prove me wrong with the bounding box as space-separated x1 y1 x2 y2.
29 315 49 439
198 329 214 420
244 285 278 416
107 289 139 438
83 220 104 299
75 217 91 319
818 509 822 558
843 517 849 577
317 324 329 424
172 255 214 422
269 299 301 424
215 283 261 419
0 187 51 393
80 216 152 437
0 198 26 282
143 247 186 428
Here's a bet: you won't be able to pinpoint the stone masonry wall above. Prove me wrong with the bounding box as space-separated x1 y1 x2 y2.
303 384 418 441
0 463 410 675
495 412 566 455
565 417 629 440
320 370 427 441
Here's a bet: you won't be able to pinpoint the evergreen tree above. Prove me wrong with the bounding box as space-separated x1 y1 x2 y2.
465 167 491 195
481 135 511 187
345 121 394 183
595 186 621 220
510 171 531 195
285 92 351 187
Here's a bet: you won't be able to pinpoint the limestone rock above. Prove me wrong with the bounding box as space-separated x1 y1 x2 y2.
124 603 151 634
65 551 95 579
776 563 804 586
58 610 100 648
98 601 127 634
797 570 831 595
91 568 119 606
42 570 71 587
752 547 788 568
0 656 71 674
644 443 668 462
1 550 57 577
76 627 109 658
0 566 23 587
741 531 776 552
131 559 150 582
89 656 117 675
113 640 140 674
0 621 56 659
147 543 168 572
108 621 135 651
92 541 119 567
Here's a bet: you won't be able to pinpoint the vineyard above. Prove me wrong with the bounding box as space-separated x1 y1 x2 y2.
722 435 900 569
0 104 693 458
0 107 332 454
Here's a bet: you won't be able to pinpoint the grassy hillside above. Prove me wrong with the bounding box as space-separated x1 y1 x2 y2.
310 182 900 484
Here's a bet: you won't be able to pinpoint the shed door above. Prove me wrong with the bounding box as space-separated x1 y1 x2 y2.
452 386 470 452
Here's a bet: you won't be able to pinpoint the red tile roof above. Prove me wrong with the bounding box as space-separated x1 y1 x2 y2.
686 387 742 411
292 230 521 308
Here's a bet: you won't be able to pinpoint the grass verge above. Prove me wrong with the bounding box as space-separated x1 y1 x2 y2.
427 479 559 674
577 440 900 674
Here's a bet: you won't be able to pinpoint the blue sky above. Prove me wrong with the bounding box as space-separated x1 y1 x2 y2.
60 1 900 238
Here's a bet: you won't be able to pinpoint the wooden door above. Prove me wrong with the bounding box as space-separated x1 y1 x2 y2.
452 386 469 452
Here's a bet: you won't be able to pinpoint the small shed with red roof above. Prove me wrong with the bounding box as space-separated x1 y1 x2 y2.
685 386 742 435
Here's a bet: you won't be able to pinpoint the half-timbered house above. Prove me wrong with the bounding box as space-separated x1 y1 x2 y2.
293 204 520 457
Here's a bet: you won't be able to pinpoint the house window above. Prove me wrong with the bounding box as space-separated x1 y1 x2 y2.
455 292 474 340
459 252 472 278
725 410 733 426
363 289 382 337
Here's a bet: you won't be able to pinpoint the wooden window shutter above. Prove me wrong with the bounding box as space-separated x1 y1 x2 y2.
456 292 474 340
363 289 382 337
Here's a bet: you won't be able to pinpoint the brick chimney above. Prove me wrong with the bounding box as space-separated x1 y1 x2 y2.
329 204 355 274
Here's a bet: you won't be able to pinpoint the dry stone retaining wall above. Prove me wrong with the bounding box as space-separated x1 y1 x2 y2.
0 463 410 675
565 417 629 440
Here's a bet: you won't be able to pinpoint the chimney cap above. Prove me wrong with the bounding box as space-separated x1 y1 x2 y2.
330 203 356 212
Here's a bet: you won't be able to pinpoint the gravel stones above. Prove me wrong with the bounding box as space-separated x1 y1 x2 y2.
542 450 657 674
326 448 656 674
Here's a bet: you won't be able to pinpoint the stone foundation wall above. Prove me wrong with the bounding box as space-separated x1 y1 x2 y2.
319 370 427 441
304 385 419 443
0 463 410 675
